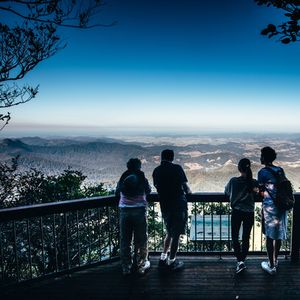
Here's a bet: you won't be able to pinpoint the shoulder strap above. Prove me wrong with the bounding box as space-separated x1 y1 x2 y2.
262 167 278 201
264 167 280 182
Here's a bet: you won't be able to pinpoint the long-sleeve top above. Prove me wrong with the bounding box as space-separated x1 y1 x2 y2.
225 176 258 212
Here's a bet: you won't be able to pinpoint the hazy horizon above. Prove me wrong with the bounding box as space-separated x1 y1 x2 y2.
2 123 300 139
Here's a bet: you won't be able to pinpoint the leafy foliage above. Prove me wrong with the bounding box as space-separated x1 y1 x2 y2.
255 0 300 43
0 155 19 207
0 157 117 282
0 0 112 129
0 157 110 208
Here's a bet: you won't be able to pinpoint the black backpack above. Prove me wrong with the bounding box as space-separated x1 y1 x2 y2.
265 167 295 211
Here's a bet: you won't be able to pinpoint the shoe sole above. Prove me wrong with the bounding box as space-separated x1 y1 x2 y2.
170 264 184 272
261 262 276 275
236 266 246 274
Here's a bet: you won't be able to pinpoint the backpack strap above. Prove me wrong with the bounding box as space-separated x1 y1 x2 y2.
263 166 285 182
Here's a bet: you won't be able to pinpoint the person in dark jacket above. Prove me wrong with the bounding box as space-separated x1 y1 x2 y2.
116 158 151 275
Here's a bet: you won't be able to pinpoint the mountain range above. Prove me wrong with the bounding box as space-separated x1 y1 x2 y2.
1 135 300 192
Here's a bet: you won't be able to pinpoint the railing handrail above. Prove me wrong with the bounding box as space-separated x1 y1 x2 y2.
1 192 300 222
0 195 119 222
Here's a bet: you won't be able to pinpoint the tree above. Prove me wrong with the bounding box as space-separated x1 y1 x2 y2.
0 156 19 208
0 0 114 130
255 0 300 44
0 164 117 281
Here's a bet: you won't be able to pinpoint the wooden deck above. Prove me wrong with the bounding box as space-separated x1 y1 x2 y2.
2 255 300 300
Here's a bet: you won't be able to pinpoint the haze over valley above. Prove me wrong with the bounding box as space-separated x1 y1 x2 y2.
1 133 300 193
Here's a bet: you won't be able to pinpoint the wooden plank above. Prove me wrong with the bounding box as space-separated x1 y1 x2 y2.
1 256 300 300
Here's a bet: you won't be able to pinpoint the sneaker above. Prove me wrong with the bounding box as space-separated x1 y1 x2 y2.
168 259 184 271
275 260 279 268
122 266 131 276
236 261 246 274
137 260 151 275
261 261 276 275
158 258 168 268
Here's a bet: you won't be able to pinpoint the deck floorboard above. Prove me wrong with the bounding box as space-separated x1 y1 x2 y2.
2 255 300 300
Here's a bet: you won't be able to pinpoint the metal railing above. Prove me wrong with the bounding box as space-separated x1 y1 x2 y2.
0 196 120 284
0 193 299 284
147 193 295 255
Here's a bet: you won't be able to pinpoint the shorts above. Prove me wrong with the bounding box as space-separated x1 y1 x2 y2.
162 210 188 237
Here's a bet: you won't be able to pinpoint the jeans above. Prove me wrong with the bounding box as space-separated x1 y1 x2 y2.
119 207 148 270
231 209 254 262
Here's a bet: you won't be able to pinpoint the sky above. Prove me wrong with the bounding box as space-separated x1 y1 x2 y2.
2 0 300 137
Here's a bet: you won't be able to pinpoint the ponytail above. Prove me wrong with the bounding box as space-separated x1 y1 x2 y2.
238 158 253 192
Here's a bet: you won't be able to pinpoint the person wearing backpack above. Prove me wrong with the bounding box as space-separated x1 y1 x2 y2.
225 158 259 274
115 158 151 276
258 146 288 275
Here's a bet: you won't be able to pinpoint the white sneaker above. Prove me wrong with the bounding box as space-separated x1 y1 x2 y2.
236 261 246 274
122 266 131 276
137 260 151 275
261 261 276 275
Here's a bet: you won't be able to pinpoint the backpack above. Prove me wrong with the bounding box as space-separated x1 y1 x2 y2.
121 174 139 197
265 167 295 211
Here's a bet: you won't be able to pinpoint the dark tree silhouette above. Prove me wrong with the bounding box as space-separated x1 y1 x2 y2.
255 0 300 44
0 0 113 130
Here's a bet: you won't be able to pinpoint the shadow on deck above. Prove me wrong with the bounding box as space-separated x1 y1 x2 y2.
2 255 300 300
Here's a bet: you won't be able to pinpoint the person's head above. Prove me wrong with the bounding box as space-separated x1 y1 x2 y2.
126 158 142 171
161 149 174 162
260 146 277 165
238 158 253 191
238 158 251 175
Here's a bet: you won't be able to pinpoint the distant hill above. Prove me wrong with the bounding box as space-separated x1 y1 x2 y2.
0 138 31 154
1 135 299 192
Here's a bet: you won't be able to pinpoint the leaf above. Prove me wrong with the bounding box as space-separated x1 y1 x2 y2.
267 24 276 32
261 28 269 35
281 38 291 44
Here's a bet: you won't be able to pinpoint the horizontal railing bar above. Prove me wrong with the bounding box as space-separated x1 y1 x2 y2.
1 193 300 222
0 195 118 222
149 251 290 256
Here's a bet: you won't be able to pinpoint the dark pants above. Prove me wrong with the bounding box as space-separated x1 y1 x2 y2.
119 207 148 270
231 209 254 262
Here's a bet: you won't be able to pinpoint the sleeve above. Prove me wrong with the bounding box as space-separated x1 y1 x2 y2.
179 166 188 183
257 169 266 196
144 178 151 195
279 167 286 177
115 172 126 196
224 178 233 202
115 179 121 197
252 179 259 188
152 168 157 187
257 169 264 184
224 179 231 197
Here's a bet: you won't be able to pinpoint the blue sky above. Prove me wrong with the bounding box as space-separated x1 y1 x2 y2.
3 0 300 136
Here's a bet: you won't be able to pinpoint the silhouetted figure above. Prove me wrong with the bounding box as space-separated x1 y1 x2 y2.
116 158 151 275
258 146 287 275
225 158 259 274
152 149 191 271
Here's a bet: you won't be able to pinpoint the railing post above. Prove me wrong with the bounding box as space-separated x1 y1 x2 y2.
291 194 300 262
